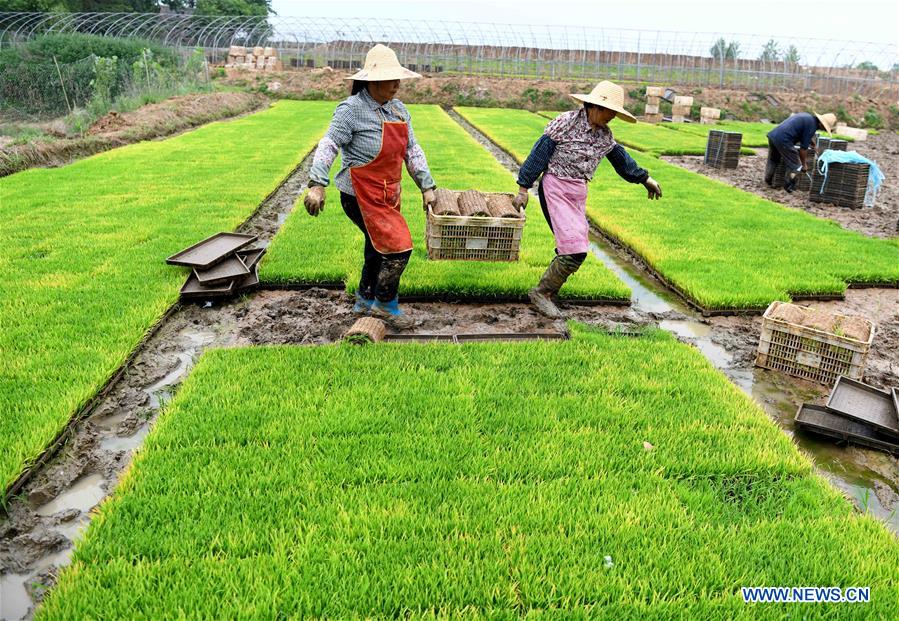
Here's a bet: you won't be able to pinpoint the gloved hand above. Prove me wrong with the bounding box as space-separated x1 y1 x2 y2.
643 176 662 200
304 185 325 216
422 187 436 212
511 187 529 210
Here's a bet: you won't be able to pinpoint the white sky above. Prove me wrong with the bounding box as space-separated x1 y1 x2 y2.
272 0 898 46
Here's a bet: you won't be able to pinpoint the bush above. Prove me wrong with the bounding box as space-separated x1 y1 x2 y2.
862 107 884 129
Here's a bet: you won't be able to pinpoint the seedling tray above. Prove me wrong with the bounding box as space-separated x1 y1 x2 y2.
795 404 899 455
236 247 266 270
180 273 236 299
235 266 260 293
193 254 250 285
166 232 257 268
825 376 899 439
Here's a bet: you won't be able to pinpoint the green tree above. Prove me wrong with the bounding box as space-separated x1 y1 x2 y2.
784 45 801 64
759 39 780 62
710 38 740 60
160 0 272 14
855 60 879 71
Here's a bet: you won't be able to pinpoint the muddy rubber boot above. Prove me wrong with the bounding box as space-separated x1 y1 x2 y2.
352 292 374 315
371 297 414 330
528 255 580 319
784 171 798 193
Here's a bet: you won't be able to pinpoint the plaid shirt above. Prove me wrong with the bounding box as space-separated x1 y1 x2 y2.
309 89 435 196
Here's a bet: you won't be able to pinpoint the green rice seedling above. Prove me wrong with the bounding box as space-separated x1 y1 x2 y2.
0 100 335 491
661 120 853 148
261 105 630 301
37 325 899 618
455 106 899 311
536 110 754 155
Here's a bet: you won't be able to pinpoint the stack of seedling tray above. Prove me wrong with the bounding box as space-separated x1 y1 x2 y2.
426 189 525 261
166 232 266 301
795 376 899 455
771 136 847 191
809 161 869 209
704 130 743 169
755 301 874 386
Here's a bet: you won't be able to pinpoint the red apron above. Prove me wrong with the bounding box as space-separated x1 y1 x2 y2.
349 121 412 254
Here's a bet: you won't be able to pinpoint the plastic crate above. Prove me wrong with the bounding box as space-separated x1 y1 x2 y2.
426 199 525 261
755 301 874 385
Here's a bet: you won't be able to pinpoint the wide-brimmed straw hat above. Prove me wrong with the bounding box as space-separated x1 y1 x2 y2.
815 112 837 133
346 44 421 81
570 81 637 123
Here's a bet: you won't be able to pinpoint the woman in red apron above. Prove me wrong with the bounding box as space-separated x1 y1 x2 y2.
512 81 663 318
304 45 437 328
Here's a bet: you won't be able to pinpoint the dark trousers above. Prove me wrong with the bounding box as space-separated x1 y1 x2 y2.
764 138 802 186
536 177 587 267
340 192 411 302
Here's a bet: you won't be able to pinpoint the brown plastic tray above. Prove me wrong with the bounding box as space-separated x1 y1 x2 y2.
795 404 899 455
825 376 899 439
236 247 266 270
166 232 257 269
235 265 260 292
180 273 236 299
193 254 250 286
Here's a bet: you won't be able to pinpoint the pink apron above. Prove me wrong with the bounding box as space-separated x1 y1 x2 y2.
541 173 589 255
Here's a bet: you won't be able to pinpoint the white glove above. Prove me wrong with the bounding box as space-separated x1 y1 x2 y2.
304 185 325 216
511 187 529 210
643 177 662 200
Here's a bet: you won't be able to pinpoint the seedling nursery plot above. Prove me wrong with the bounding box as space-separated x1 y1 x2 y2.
536 110 755 156
38 326 899 619
0 100 335 493
456 107 899 312
261 104 630 302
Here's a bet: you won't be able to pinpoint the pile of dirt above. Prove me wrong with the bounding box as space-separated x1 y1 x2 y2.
662 131 899 238
1 92 267 178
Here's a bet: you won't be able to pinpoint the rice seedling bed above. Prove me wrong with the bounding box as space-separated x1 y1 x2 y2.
456 107 899 312
661 120 855 148
0 100 335 494
260 105 630 303
37 325 899 618
536 110 754 156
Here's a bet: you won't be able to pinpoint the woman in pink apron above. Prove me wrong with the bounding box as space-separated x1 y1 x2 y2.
304 45 437 328
512 81 663 319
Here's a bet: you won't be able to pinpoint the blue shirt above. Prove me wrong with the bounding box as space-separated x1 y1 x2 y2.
768 113 818 150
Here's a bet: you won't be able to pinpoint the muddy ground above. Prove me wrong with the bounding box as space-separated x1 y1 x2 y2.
663 130 899 238
0 91 267 177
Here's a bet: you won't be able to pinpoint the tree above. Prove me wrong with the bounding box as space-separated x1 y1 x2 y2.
784 45 801 64
710 38 740 60
160 0 272 14
855 61 879 71
759 39 780 62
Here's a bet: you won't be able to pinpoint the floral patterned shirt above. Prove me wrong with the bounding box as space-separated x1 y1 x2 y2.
544 109 617 181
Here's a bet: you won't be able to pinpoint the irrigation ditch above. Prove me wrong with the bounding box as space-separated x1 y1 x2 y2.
2 107 898 620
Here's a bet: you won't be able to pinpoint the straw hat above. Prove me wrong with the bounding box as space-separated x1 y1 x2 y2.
815 112 837 133
346 44 421 81
570 81 637 123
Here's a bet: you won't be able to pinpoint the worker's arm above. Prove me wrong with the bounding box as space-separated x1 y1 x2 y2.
512 134 557 209
607 144 661 199
398 103 436 193
798 148 810 171
308 102 354 188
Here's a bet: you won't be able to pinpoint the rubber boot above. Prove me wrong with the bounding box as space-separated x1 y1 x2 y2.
352 292 374 315
528 255 581 319
784 170 798 193
371 296 414 330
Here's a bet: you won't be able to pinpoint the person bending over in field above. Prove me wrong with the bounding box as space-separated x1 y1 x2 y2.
764 111 836 192
303 44 437 329
512 80 662 319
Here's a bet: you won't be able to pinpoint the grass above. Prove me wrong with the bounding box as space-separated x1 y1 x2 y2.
37 325 899 618
0 100 335 493
536 111 755 156
454 107 899 310
260 104 630 301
